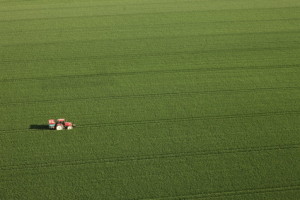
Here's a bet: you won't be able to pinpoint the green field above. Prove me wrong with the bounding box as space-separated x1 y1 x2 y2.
1 0 300 199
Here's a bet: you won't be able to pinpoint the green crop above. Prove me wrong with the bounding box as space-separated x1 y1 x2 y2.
0 0 299 199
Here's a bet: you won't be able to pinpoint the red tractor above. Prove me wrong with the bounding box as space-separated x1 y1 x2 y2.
48 119 75 130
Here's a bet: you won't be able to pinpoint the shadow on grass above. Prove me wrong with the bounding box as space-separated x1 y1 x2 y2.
29 125 49 130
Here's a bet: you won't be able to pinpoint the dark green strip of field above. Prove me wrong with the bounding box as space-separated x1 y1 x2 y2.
0 0 300 199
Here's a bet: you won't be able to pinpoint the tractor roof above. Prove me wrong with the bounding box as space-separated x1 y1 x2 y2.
57 119 65 121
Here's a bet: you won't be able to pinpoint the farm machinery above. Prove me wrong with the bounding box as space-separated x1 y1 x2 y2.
48 119 75 130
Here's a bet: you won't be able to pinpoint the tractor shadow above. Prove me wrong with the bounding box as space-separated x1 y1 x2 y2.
29 125 49 130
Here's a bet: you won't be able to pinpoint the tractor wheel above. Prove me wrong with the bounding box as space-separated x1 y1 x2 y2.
56 125 63 131
67 126 73 130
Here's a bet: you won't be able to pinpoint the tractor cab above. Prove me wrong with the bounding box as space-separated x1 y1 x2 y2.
57 119 65 125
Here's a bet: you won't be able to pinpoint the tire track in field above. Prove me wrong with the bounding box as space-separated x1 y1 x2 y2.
0 0 218 13
0 63 299 83
1 19 299 37
0 28 300 48
2 46 300 64
0 6 299 23
140 184 300 200
0 1 196 13
0 143 298 171
78 110 300 128
1 45 299 65
0 110 299 134
0 2 298 13
1 86 299 106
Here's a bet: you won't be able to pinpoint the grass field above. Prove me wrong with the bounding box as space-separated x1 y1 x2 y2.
0 0 300 199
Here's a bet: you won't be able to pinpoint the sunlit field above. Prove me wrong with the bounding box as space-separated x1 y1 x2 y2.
0 0 299 199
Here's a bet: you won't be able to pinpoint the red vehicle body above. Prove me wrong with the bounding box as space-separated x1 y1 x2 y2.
48 119 75 130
